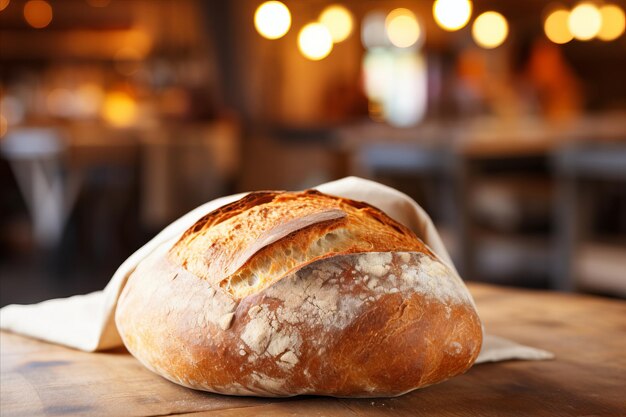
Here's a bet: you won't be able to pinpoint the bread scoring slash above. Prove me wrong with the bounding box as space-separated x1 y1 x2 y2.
115 190 482 397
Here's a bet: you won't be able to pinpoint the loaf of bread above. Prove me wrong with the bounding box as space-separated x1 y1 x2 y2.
115 190 482 397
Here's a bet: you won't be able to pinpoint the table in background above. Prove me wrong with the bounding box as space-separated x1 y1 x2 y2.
1 283 624 417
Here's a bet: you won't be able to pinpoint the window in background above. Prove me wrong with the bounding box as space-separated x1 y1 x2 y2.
361 9 427 127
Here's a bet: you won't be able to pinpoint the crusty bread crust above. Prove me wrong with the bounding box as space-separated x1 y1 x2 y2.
170 190 431 298
115 191 482 397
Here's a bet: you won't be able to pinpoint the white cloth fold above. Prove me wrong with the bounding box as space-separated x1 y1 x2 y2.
0 176 553 363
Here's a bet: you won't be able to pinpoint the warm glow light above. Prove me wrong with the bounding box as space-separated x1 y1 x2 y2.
597 4 625 41
544 9 573 44
298 22 333 61
319 5 353 43
102 92 137 127
385 8 421 48
433 0 472 31
0 0 10 12
568 2 602 40
361 11 389 49
472 11 508 49
24 0 52 29
254 1 291 40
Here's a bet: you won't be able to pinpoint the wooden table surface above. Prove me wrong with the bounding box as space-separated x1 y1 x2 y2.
1 283 625 417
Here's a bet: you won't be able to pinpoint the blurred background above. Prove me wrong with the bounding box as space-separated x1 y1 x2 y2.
1 0 625 306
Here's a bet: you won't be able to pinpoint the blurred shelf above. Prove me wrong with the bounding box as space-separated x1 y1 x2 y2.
473 232 553 282
0 29 147 61
470 176 553 233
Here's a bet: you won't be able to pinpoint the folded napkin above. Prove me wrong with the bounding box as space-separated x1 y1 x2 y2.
0 177 553 363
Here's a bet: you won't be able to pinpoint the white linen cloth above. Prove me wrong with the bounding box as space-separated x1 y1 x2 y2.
0 176 553 363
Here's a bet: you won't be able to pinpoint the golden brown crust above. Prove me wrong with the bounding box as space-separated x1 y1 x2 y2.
116 250 482 397
169 190 430 298
115 190 483 397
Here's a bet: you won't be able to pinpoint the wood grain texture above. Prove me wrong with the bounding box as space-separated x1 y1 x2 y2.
2 283 625 417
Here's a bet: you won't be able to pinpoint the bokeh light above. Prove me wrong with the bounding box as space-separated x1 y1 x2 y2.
363 49 394 102
597 4 625 41
75 84 104 118
102 92 137 127
23 0 52 29
254 1 291 40
385 53 428 127
319 5 353 43
472 11 508 49
363 49 427 127
361 11 389 49
385 8 421 48
0 96 25 126
0 0 10 13
568 2 602 41
46 86 103 119
47 88 76 118
433 0 472 31
298 23 333 61
544 9 573 44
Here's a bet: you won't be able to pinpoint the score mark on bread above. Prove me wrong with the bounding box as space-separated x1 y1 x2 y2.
169 190 428 298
